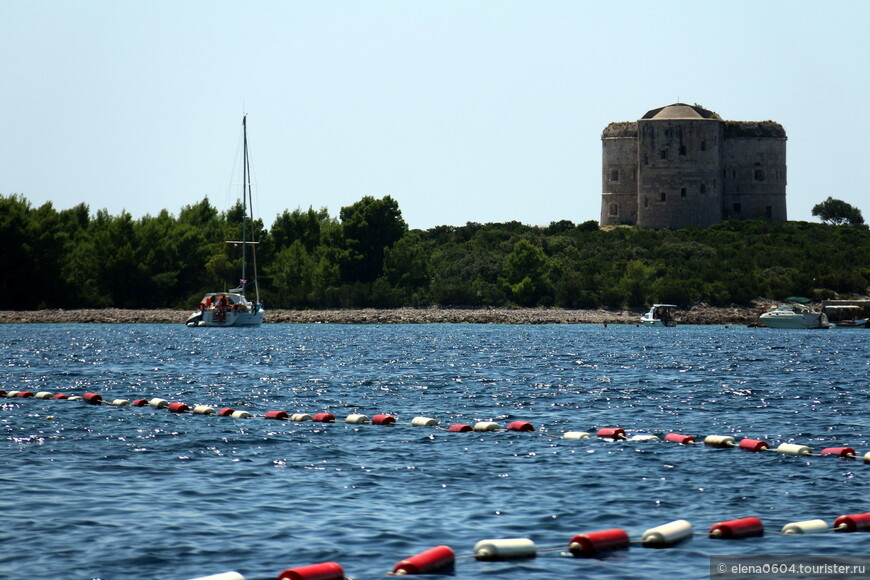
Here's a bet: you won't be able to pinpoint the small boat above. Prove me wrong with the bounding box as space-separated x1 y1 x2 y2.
759 303 828 329
186 115 265 328
824 305 869 329
641 304 678 327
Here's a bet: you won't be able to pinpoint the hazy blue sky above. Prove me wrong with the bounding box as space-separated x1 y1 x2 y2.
3 1 867 230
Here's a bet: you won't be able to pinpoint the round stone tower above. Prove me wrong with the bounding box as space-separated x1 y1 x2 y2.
600 103 787 229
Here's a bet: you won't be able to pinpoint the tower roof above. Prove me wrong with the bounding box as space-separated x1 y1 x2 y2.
641 103 719 120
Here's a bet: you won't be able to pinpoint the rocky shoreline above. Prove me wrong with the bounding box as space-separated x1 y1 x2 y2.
0 305 764 325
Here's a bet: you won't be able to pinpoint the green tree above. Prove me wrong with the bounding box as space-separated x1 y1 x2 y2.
812 197 865 226
501 239 548 306
339 195 407 283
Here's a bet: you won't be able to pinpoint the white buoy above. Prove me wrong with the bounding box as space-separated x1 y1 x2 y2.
108 399 130 406
346 413 370 424
864 452 870 464
6 391 20 397
704 435 735 447
473 421 500 432
473 538 537 560
193 405 215 415
35 392 54 399
563 431 592 440
412 416 438 427
642 520 693 547
67 395 83 401
230 410 252 419
290 413 312 422
149 398 168 409
776 443 811 456
184 572 245 580
781 519 828 534
629 434 660 442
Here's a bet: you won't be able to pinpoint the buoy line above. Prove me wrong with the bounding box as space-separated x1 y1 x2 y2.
5 388 870 579
3 389 869 463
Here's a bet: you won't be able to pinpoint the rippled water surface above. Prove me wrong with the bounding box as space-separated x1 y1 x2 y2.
2 323 869 579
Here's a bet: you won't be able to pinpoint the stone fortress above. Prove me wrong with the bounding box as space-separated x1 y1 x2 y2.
600 103 787 229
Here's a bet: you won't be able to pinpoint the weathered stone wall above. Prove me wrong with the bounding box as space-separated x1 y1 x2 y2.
601 124 639 226
635 118 724 228
722 132 787 221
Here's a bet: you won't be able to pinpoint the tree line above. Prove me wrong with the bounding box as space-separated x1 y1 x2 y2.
2 193 868 311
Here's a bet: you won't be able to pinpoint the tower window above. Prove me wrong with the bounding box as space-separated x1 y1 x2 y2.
700 183 706 194
701 140 706 151
679 144 687 156
766 205 773 219
754 168 766 181
659 149 668 160
733 203 742 213
609 169 619 182
609 203 619 216
644 197 649 208
660 192 667 202
680 188 687 198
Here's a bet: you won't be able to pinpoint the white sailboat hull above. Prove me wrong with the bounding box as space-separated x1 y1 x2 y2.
188 308 265 327
186 292 264 327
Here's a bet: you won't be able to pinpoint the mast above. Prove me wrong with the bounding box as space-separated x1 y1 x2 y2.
226 114 260 306
243 114 260 306
241 114 249 286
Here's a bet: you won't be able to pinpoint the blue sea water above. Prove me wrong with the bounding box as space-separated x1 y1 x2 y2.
1 323 869 580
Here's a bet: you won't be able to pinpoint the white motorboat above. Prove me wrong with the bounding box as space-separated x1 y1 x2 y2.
641 304 677 327
759 303 828 329
186 115 265 328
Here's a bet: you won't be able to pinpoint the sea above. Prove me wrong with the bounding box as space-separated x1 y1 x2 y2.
1 323 869 580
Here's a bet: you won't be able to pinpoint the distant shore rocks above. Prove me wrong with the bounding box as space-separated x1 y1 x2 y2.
0 305 763 325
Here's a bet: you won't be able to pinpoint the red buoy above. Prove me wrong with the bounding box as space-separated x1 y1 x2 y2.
665 433 695 445
597 428 626 440
738 438 768 452
83 392 103 405
131 399 148 407
52 393 68 400
168 402 190 413
392 545 455 575
447 424 472 432
0 389 6 397
709 517 764 539
834 513 870 532
568 528 630 557
265 410 289 421
372 414 396 425
507 421 535 432
312 413 335 423
822 447 856 458
218 408 235 417
276 561 344 580
16 391 35 398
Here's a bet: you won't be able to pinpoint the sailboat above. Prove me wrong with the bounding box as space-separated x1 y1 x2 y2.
186 115 265 327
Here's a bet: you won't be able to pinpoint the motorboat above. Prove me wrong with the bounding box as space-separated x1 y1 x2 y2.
759 303 828 329
641 304 677 327
186 115 265 327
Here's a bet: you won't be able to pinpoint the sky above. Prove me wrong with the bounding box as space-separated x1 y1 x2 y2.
3 1 868 231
